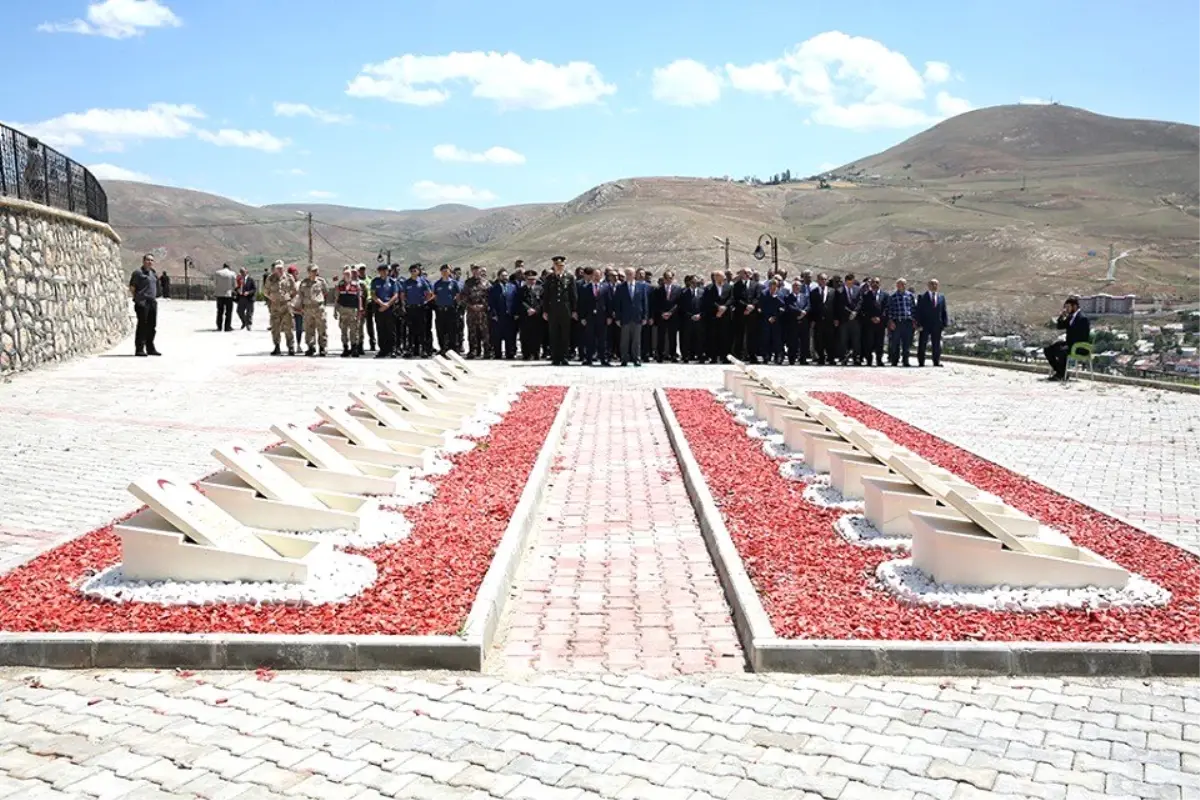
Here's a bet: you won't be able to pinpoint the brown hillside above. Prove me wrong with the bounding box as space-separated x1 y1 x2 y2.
105 104 1199 321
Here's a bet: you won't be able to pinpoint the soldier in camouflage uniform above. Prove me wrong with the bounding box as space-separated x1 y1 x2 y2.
298 265 329 357
462 264 491 359
336 266 364 357
264 260 298 356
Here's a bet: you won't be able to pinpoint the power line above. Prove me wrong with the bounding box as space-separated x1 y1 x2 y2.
311 224 356 262
117 217 304 230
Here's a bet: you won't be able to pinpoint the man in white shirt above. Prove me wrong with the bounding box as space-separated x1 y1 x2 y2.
212 262 238 332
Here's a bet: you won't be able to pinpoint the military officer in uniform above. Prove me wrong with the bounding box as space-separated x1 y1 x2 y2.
264 260 298 356
462 264 491 358
335 266 364 357
356 264 376 351
541 256 577 366
298 265 329 357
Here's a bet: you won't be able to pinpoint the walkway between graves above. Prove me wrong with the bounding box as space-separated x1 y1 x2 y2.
495 387 744 675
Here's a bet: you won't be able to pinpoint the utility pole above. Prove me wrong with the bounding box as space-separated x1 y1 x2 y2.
712 236 730 271
306 212 314 266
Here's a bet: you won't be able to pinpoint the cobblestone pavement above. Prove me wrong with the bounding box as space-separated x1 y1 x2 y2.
494 389 743 676
1 668 1197 800
2 302 1198 798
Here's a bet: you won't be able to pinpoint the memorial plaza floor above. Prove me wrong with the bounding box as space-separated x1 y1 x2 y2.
1 300 1197 799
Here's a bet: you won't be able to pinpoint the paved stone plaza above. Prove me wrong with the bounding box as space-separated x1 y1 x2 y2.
1 301 1198 799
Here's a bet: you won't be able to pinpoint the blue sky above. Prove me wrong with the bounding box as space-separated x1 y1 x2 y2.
3 0 1196 210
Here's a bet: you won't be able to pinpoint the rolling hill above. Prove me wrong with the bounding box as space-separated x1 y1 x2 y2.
104 104 1199 321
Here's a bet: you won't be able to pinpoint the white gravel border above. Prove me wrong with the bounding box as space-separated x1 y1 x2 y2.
79 550 378 607
779 460 822 482
746 421 779 440
877 558 1171 612
834 514 912 551
802 478 866 512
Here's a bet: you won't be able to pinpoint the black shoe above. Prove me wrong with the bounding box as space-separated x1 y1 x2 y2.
634 361 642 367
341 350 350 358
288 350 296 356
306 349 316 357
147 349 161 356
271 348 282 356
135 351 147 357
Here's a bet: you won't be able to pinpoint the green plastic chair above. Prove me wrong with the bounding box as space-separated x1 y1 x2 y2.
1065 340 1094 380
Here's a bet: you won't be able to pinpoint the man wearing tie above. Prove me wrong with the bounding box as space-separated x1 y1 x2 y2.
651 270 681 362
612 267 650 366
858 276 887 366
915 278 949 367
808 273 833 365
577 267 612 366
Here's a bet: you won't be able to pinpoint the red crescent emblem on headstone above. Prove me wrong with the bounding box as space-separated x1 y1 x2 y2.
233 446 246 454
157 479 172 489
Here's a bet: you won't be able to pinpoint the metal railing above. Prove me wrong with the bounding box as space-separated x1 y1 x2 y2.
0 122 108 223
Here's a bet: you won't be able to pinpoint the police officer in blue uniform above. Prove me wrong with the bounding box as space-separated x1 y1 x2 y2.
433 264 462 355
402 264 434 357
370 264 400 358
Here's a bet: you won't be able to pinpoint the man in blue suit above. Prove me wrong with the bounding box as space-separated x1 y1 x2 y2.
914 278 949 367
488 267 518 359
576 267 612 366
612 267 650 366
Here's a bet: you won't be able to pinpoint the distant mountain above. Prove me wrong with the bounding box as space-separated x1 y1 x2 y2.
104 104 1199 319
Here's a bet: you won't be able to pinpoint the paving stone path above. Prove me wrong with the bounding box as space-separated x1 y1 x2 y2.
496 389 743 676
1 303 1197 798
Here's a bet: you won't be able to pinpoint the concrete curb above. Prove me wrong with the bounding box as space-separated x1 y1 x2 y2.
655 386 1200 677
0 385 575 672
942 354 1199 395
461 385 577 655
653 389 775 671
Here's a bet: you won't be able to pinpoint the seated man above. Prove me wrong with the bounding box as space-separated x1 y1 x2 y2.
1043 296 1090 381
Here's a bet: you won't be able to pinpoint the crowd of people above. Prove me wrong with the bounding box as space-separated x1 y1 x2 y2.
214 257 951 368
131 253 1097 382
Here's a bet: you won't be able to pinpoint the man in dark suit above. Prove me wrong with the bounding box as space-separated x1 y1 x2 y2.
858 276 887 366
731 269 764 362
758 279 787 364
488 268 518 359
651 270 681 362
576 267 612 366
808 273 833 365
517 270 543 360
679 275 705 363
612 267 650 366
703 271 735 364
237 268 257 330
1044 296 1091 381
915 278 949 367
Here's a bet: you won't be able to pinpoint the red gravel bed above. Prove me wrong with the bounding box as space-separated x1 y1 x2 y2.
667 389 1200 643
0 387 565 636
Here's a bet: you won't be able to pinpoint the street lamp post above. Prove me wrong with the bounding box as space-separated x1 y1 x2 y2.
753 234 778 274
183 256 193 300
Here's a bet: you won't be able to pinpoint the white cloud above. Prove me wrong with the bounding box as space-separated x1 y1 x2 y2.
17 102 204 151
195 129 289 152
651 59 723 106
935 91 973 118
306 190 336 199
719 31 972 130
273 102 352 124
412 180 496 204
726 62 788 94
38 0 180 39
432 144 526 165
1019 96 1052 105
923 61 951 84
88 163 153 182
347 51 616 110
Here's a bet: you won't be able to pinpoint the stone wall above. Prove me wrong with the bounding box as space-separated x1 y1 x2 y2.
0 197 131 376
